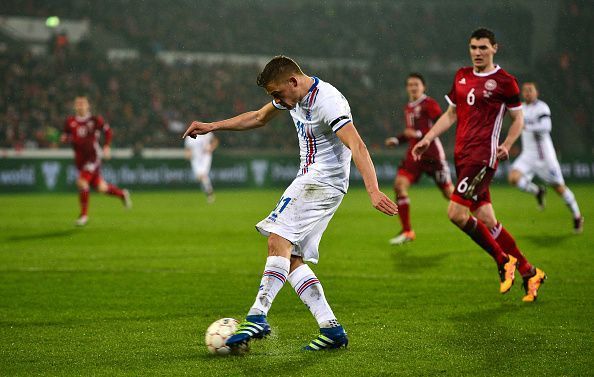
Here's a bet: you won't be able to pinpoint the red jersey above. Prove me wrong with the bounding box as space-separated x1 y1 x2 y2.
445 66 521 168
399 95 445 161
63 114 112 171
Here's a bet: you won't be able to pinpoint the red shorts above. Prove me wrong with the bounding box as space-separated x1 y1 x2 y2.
79 168 103 188
397 158 452 189
451 164 496 211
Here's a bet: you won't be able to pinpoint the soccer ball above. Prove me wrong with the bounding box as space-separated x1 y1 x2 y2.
204 318 246 355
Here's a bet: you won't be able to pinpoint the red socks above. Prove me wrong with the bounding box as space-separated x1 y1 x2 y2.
397 195 411 232
106 184 124 198
460 216 507 265
490 223 533 276
79 188 89 216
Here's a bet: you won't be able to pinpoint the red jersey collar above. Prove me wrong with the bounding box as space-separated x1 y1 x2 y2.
75 114 91 122
408 94 427 107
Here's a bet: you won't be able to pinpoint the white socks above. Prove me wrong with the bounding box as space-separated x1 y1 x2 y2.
248 256 289 316
561 188 581 218
200 176 213 195
247 258 339 329
517 176 539 195
288 264 337 327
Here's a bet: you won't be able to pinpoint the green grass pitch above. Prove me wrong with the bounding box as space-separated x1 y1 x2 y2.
1 185 592 376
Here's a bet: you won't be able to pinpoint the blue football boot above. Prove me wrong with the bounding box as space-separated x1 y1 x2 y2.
304 325 348 351
225 315 271 348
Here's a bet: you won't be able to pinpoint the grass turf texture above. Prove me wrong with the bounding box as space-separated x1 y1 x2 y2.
0 185 592 376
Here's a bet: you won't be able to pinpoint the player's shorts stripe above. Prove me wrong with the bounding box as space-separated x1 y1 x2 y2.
489 104 506 167
264 270 287 283
297 278 320 296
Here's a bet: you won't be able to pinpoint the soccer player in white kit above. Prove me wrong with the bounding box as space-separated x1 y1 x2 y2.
508 82 584 233
183 56 397 351
184 133 218 203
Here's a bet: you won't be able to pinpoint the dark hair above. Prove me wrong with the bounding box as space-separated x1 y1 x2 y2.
406 72 426 86
257 55 304 87
469 28 497 45
522 81 538 90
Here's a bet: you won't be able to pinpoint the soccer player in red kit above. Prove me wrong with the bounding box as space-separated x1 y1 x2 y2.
412 28 546 302
385 73 453 245
61 96 131 226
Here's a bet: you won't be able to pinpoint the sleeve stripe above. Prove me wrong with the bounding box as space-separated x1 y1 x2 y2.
332 119 352 133
330 115 350 127
507 105 522 111
444 95 456 107
538 114 551 120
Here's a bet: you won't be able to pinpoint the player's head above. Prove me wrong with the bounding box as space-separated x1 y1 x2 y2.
522 82 539 103
468 28 498 71
74 96 90 116
405 73 426 100
257 55 307 110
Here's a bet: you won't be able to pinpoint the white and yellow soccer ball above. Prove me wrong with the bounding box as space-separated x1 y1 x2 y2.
204 318 247 355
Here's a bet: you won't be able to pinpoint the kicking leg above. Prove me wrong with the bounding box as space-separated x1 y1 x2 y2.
226 233 290 348
288 257 348 350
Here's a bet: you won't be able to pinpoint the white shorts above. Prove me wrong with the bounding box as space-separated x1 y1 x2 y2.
255 175 344 264
512 152 565 185
191 155 212 177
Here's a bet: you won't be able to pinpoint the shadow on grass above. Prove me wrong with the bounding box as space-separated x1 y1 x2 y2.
4 229 78 243
519 233 573 248
446 302 538 374
391 248 450 273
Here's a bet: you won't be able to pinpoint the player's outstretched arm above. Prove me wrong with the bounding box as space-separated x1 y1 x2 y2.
497 109 524 161
412 105 457 160
337 123 398 216
182 103 281 138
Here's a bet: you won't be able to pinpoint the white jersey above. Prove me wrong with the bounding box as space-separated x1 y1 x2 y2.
185 134 213 158
272 77 353 193
513 99 564 185
521 100 555 160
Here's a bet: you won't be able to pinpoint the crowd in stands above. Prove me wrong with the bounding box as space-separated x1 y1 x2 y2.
3 0 531 63
0 0 591 155
0 47 391 151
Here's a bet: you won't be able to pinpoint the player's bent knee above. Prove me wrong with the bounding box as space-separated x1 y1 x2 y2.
77 179 89 190
394 177 409 196
97 181 108 193
447 205 468 228
267 234 292 259
508 170 521 185
552 184 566 195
